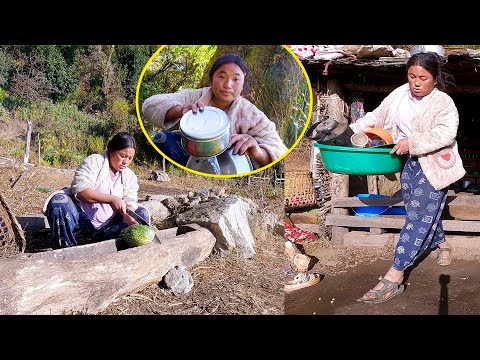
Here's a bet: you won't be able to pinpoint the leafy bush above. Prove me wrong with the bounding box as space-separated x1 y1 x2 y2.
86 136 105 154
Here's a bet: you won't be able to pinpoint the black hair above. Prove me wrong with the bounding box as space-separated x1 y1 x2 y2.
407 52 456 92
208 53 249 81
107 132 136 152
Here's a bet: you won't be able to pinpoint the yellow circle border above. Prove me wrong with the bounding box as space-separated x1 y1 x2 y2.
135 45 313 179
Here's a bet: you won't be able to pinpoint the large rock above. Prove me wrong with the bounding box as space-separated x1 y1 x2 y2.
139 199 174 229
176 195 256 258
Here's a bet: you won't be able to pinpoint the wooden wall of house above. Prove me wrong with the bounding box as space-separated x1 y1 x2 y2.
307 66 480 194
301 54 480 245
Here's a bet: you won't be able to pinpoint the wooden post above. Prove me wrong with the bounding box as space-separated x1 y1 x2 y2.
37 133 41 167
330 173 349 246
367 175 379 194
326 79 349 246
23 120 32 165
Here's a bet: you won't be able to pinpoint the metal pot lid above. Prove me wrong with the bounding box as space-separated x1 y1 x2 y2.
410 45 445 57
180 106 230 140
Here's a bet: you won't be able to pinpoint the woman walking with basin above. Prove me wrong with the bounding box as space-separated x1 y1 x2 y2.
350 51 466 303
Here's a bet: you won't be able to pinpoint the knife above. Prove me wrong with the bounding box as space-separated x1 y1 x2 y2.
126 208 150 226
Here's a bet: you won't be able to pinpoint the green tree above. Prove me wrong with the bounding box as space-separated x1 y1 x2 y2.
139 45 217 102
36 45 80 101
114 45 156 101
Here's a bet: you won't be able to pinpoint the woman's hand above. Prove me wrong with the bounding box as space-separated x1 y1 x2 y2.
230 133 257 155
181 101 205 115
108 196 127 215
77 189 127 214
390 138 409 155
123 212 139 226
165 101 205 122
230 133 272 166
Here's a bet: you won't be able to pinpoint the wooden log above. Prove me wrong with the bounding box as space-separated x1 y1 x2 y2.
0 225 215 315
326 78 480 95
377 172 401 196
344 231 480 250
367 175 379 194
331 195 477 220
331 195 468 208
330 173 349 246
332 196 404 207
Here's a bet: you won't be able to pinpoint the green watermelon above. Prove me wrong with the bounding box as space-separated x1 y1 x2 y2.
123 224 156 247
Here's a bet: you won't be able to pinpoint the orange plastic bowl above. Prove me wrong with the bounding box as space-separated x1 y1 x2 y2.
363 128 393 145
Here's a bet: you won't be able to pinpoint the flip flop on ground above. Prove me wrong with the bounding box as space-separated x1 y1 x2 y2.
357 278 405 304
436 247 452 266
284 272 322 292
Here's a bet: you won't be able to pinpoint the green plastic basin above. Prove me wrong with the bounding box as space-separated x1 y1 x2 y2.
314 143 406 175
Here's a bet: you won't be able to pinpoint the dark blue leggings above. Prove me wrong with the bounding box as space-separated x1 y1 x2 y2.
46 193 150 247
153 130 190 166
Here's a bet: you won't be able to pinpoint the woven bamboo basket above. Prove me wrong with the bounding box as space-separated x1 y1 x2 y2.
284 170 316 210
284 136 311 173
284 133 316 210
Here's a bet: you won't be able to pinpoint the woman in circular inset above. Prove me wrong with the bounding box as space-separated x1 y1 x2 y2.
141 53 288 169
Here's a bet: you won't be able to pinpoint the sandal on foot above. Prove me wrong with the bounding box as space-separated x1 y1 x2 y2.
357 278 405 304
436 247 452 266
284 272 322 292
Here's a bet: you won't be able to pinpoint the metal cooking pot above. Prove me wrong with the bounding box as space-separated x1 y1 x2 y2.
179 106 230 157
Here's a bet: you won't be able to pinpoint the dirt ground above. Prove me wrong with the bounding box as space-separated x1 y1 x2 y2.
285 215 480 315
285 253 480 315
0 159 285 315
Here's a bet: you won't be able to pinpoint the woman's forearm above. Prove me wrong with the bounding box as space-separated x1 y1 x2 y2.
165 105 183 123
77 188 126 214
248 147 272 167
76 188 114 204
